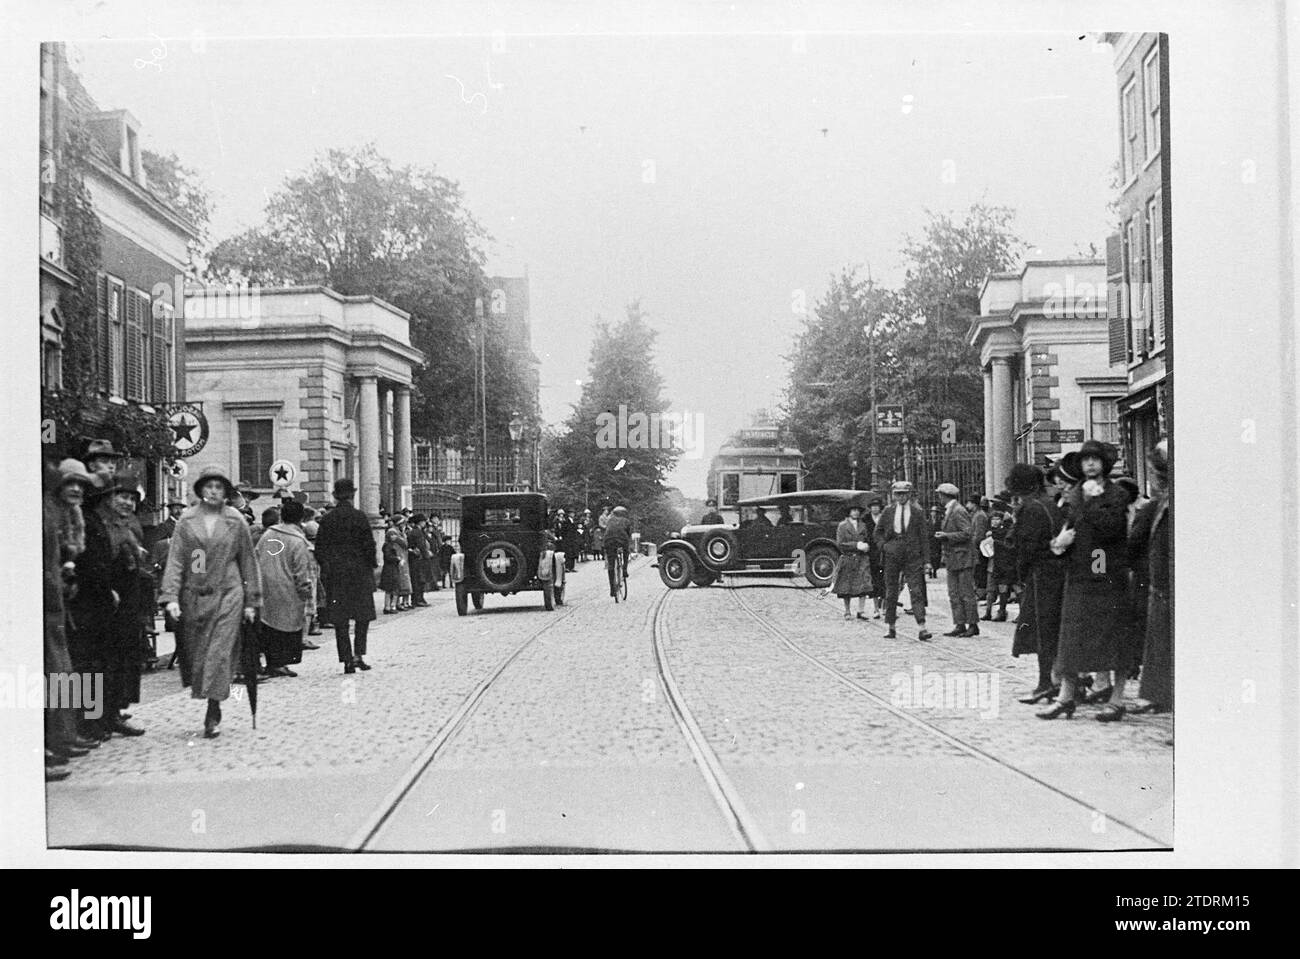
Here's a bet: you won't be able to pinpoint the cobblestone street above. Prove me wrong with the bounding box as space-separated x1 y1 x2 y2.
46 560 1171 853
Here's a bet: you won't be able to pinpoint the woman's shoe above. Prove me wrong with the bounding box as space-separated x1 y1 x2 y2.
1083 686 1115 704
1018 685 1058 705
1095 703 1126 722
843 612 852 620
856 612 870 620
203 720 221 739
1128 700 1167 715
1036 699 1076 720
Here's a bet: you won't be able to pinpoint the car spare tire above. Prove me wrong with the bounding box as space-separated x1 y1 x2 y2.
699 530 739 570
476 540 529 593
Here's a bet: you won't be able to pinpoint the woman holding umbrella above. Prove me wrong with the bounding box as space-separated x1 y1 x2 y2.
159 466 261 738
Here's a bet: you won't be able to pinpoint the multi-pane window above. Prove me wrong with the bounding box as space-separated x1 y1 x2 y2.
1126 217 1144 360
150 298 175 402
1090 397 1121 446
1121 79 1140 181
109 280 124 397
237 419 274 488
1143 46 1161 161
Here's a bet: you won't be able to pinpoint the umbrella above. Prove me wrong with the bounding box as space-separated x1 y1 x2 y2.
237 616 260 729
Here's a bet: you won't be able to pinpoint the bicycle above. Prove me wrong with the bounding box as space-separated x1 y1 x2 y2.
607 544 628 603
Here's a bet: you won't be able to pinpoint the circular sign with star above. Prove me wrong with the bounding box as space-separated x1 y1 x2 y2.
268 459 297 488
167 404 209 458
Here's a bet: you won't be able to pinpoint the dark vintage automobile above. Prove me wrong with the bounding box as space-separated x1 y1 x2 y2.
656 489 877 589
450 492 567 615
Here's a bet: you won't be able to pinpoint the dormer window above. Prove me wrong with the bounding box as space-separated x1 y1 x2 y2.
125 125 141 182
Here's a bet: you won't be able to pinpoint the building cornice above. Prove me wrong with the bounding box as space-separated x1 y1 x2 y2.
86 154 200 241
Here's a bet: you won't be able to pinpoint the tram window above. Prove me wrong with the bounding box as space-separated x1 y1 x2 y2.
779 473 799 494
721 474 740 506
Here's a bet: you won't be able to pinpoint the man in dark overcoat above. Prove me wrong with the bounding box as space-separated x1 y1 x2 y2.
314 478 378 674
874 480 932 640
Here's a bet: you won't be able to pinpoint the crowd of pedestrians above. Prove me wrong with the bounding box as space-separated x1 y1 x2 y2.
820 438 1172 730
41 441 467 773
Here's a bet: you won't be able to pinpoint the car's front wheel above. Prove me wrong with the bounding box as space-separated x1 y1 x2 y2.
691 569 718 588
659 549 694 589
804 545 839 588
542 580 555 610
471 591 485 610
454 581 469 616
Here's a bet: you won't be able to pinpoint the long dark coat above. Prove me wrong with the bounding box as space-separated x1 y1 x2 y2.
71 504 148 710
1054 480 1137 674
1011 493 1065 659
831 517 874 598
407 525 433 592
315 502 377 622
158 505 262 701
1132 497 1172 706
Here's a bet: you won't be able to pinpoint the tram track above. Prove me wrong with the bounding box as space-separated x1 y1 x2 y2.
649 589 769 851
347 600 582 852
796 578 1173 731
725 582 1169 847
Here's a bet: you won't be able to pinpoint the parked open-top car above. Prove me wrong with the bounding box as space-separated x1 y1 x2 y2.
656 489 876 589
450 492 566 615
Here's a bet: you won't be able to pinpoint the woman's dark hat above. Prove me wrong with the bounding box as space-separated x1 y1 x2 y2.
1055 451 1083 484
867 497 884 508
193 465 235 499
1003 462 1045 493
1078 439 1117 476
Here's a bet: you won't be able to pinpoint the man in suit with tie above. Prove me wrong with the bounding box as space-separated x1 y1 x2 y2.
934 482 980 637
874 480 932 640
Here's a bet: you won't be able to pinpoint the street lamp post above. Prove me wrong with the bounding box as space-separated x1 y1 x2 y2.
508 413 524 490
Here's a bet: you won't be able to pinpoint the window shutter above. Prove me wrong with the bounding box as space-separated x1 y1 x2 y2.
125 290 143 400
152 302 169 402
96 273 110 393
1152 196 1165 349
1106 234 1126 365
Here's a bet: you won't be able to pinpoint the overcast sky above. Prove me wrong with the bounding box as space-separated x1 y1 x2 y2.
69 31 1119 497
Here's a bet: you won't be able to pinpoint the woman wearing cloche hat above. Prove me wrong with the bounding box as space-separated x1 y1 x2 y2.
1037 440 1138 721
158 465 262 738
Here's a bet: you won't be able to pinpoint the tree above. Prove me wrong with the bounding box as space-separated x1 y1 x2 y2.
889 202 1026 443
546 302 683 542
781 203 1026 486
142 149 212 237
207 144 536 446
781 268 900 490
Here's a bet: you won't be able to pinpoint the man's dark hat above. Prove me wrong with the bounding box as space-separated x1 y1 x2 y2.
1005 463 1044 495
1078 439 1117 476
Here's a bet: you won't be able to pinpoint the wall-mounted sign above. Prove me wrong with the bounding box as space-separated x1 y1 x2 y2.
167 404 209 458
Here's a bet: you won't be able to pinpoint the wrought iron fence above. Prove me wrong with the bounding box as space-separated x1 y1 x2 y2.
908 441 986 511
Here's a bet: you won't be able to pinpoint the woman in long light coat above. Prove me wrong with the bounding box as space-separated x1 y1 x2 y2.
159 466 261 738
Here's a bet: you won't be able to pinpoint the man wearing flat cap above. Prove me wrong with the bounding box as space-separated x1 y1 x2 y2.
873 480 932 640
314 477 378 674
934 483 979 637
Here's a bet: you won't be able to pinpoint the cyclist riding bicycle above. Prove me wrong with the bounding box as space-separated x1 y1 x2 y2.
603 505 632 597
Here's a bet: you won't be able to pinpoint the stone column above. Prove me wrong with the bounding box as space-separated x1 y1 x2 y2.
990 357 1014 495
394 385 412 510
357 374 381 521
982 366 994 497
